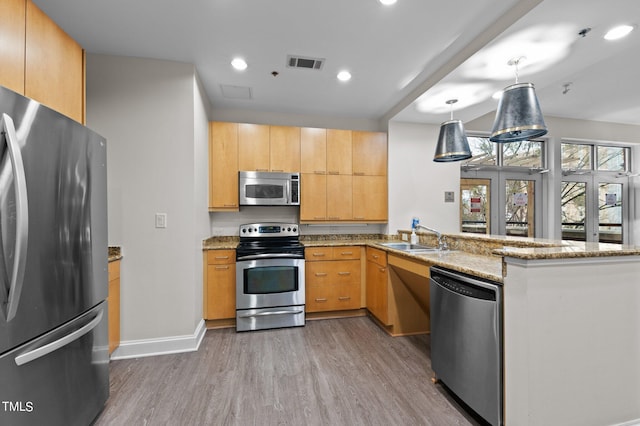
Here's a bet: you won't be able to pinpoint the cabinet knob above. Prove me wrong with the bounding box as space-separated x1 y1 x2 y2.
338 272 351 276
312 253 326 257
338 296 351 301
315 272 328 277
215 266 229 270
315 298 328 302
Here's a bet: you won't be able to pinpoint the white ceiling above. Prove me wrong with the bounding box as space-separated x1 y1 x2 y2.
33 0 640 128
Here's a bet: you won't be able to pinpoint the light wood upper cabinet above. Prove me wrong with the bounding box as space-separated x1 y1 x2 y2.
301 127 327 174
327 129 352 175
353 175 387 222
300 173 327 221
352 131 387 176
270 126 300 172
209 122 239 211
0 0 26 94
327 174 352 221
25 0 84 123
238 123 270 171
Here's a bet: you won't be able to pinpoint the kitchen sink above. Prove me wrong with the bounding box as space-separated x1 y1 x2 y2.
379 242 441 253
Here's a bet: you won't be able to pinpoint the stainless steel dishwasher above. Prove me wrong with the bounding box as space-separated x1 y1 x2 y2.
430 266 503 426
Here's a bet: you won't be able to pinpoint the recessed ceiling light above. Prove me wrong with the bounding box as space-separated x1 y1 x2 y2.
231 58 247 71
337 70 352 82
379 0 397 5
604 25 634 41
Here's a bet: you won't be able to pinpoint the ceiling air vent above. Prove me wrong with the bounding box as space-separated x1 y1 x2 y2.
220 84 252 100
286 55 325 70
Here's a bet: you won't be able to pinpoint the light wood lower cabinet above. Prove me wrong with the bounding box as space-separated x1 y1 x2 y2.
305 246 361 312
203 250 236 320
365 247 390 325
108 260 120 355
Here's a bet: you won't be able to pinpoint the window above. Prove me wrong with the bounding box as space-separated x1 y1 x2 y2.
460 137 545 237
560 141 631 244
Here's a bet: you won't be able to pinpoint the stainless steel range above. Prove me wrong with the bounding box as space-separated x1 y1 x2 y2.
235 223 305 332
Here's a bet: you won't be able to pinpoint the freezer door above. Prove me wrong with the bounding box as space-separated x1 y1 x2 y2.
0 302 109 426
0 86 108 353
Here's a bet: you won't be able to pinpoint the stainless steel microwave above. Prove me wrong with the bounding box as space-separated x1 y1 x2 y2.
239 171 300 206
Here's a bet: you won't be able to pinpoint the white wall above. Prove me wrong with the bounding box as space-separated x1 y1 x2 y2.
86 54 210 356
387 121 461 235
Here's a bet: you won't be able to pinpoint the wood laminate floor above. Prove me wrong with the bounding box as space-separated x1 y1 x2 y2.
94 316 483 426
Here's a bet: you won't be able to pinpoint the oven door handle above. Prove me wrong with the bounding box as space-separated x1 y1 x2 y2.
236 253 303 261
238 310 304 318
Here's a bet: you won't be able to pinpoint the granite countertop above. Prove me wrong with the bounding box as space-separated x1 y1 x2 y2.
108 246 122 262
493 240 640 259
202 232 640 283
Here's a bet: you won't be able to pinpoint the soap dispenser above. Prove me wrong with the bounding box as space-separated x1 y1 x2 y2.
410 217 419 244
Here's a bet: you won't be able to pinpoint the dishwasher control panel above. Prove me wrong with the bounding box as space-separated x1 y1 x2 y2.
430 269 497 301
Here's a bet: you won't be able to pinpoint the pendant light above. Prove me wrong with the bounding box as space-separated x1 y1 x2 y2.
433 99 472 162
490 57 547 143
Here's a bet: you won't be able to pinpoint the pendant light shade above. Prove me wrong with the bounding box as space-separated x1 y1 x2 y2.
490 57 547 143
433 99 471 162
490 82 547 142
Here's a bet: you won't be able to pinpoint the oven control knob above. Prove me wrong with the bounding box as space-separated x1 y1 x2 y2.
292 227 297 232
287 227 291 232
242 228 246 233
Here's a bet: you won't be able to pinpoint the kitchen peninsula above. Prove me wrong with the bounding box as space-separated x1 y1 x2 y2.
203 231 640 425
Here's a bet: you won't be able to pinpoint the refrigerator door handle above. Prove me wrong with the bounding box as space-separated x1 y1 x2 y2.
1 113 29 322
14 309 103 366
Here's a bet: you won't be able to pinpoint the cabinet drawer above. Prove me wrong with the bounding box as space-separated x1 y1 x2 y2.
305 246 333 261
206 249 235 265
366 247 387 267
331 246 360 260
306 260 361 312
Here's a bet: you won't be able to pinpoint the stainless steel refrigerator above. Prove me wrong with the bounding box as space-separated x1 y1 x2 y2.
0 86 109 425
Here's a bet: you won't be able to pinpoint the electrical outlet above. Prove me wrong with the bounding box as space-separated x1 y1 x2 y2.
155 213 167 228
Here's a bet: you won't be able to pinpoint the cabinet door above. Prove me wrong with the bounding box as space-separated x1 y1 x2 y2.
366 259 389 325
353 131 387 176
0 0 26 93
238 123 270 171
270 126 300 172
353 175 387 221
300 173 327 222
326 129 352 175
107 261 120 354
327 174 352 221
301 127 327 174
306 261 332 312
25 1 84 123
205 264 235 319
209 122 239 211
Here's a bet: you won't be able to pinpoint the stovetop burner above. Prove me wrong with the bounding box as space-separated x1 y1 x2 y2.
236 222 304 260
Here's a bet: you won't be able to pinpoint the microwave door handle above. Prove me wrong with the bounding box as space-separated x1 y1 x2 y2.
285 180 290 204
1 114 29 322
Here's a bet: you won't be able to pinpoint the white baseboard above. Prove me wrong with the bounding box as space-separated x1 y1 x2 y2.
110 319 206 360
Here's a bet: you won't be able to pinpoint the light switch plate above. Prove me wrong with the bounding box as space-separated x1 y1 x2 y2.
444 191 455 203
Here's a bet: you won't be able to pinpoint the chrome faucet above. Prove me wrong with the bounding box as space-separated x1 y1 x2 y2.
415 224 448 251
